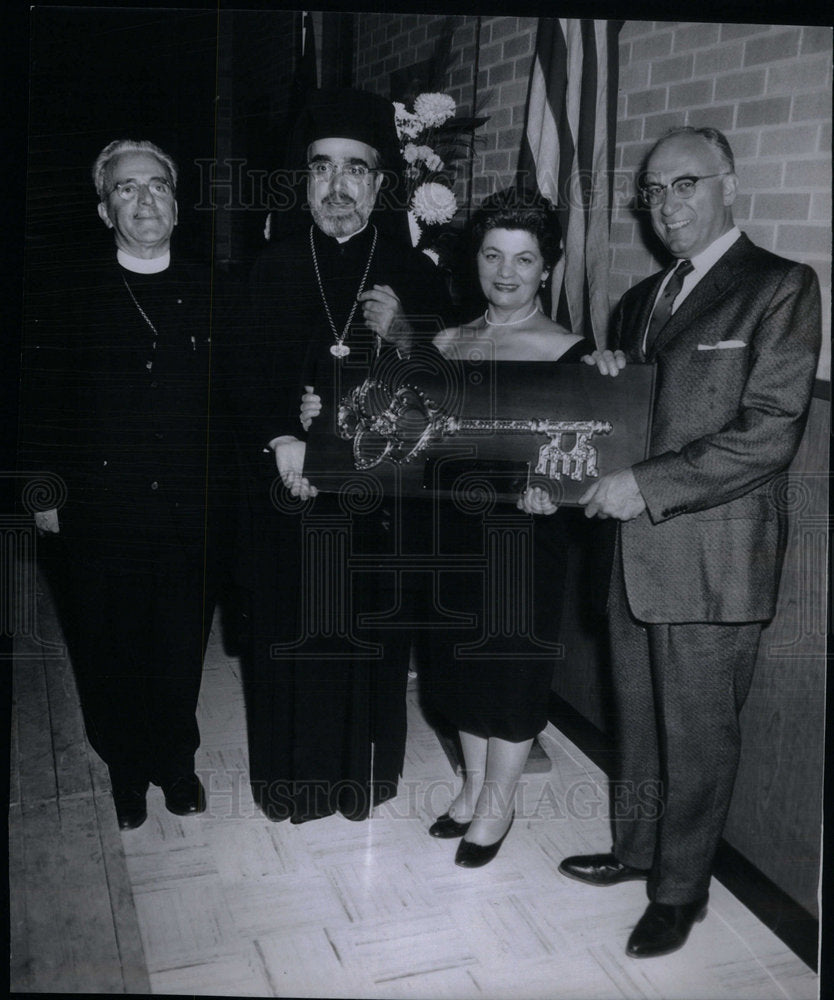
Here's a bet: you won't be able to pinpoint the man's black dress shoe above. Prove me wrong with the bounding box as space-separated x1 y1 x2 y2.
455 813 514 868
558 852 649 886
162 773 207 816
429 812 472 839
626 897 708 958
113 782 148 831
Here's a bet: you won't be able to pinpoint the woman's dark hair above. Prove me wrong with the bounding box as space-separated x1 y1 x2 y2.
470 187 563 270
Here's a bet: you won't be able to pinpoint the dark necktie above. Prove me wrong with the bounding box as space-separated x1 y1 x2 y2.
645 258 694 351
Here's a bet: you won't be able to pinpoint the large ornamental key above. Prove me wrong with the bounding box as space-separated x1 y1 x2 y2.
337 379 613 483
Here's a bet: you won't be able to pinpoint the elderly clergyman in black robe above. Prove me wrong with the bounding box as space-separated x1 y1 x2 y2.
237 88 456 824
19 139 228 830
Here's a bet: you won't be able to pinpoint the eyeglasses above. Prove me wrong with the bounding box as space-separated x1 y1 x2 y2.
307 160 375 181
109 179 174 200
638 173 729 207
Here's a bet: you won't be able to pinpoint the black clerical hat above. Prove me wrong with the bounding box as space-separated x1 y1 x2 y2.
289 88 401 169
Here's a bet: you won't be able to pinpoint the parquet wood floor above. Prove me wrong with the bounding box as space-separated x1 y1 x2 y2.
9 555 148 994
126 620 820 999
10 559 820 997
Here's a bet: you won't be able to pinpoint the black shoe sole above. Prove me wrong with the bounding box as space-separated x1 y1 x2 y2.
429 813 472 839
164 798 207 816
455 814 514 868
558 864 649 886
116 806 148 830
625 905 708 958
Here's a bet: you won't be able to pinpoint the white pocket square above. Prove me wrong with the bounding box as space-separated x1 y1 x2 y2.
696 339 746 351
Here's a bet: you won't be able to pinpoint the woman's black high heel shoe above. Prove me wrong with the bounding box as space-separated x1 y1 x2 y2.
429 812 472 838
454 813 515 867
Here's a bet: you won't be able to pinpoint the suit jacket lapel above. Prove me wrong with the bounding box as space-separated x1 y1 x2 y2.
647 234 755 358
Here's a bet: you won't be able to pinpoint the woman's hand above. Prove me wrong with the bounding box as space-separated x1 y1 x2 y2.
581 349 626 376
300 385 322 431
516 484 558 516
268 435 318 499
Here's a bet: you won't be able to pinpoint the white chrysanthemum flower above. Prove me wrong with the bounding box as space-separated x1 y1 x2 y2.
402 144 443 170
411 182 457 225
414 92 456 128
393 102 422 140
423 150 444 172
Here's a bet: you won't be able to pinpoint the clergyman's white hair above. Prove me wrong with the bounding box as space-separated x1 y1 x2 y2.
92 139 178 201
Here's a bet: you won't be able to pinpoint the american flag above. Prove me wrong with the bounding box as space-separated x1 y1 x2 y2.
518 19 622 349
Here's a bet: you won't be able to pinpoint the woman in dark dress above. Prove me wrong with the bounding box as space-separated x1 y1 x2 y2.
427 189 587 867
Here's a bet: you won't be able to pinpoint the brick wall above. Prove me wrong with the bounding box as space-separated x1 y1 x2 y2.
354 16 831 376
614 21 831 377
354 15 537 209
469 17 537 202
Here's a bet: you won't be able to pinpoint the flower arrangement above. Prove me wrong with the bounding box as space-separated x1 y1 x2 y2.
393 92 488 252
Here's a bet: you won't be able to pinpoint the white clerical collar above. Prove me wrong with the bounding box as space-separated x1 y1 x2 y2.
335 223 368 245
689 226 741 276
117 249 171 273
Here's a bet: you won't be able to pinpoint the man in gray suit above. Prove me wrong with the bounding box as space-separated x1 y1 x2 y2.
559 126 821 958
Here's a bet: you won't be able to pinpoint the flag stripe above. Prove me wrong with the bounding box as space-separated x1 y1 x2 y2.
562 19 587 337
586 20 612 344
517 18 621 348
578 20 600 337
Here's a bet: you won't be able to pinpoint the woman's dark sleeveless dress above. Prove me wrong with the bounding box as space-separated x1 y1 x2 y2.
423 340 587 741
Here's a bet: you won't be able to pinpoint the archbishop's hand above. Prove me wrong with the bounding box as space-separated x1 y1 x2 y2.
300 385 322 432
34 508 60 534
358 284 413 352
269 435 318 499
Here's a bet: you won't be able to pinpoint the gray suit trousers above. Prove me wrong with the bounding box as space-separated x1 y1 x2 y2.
609 541 762 904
